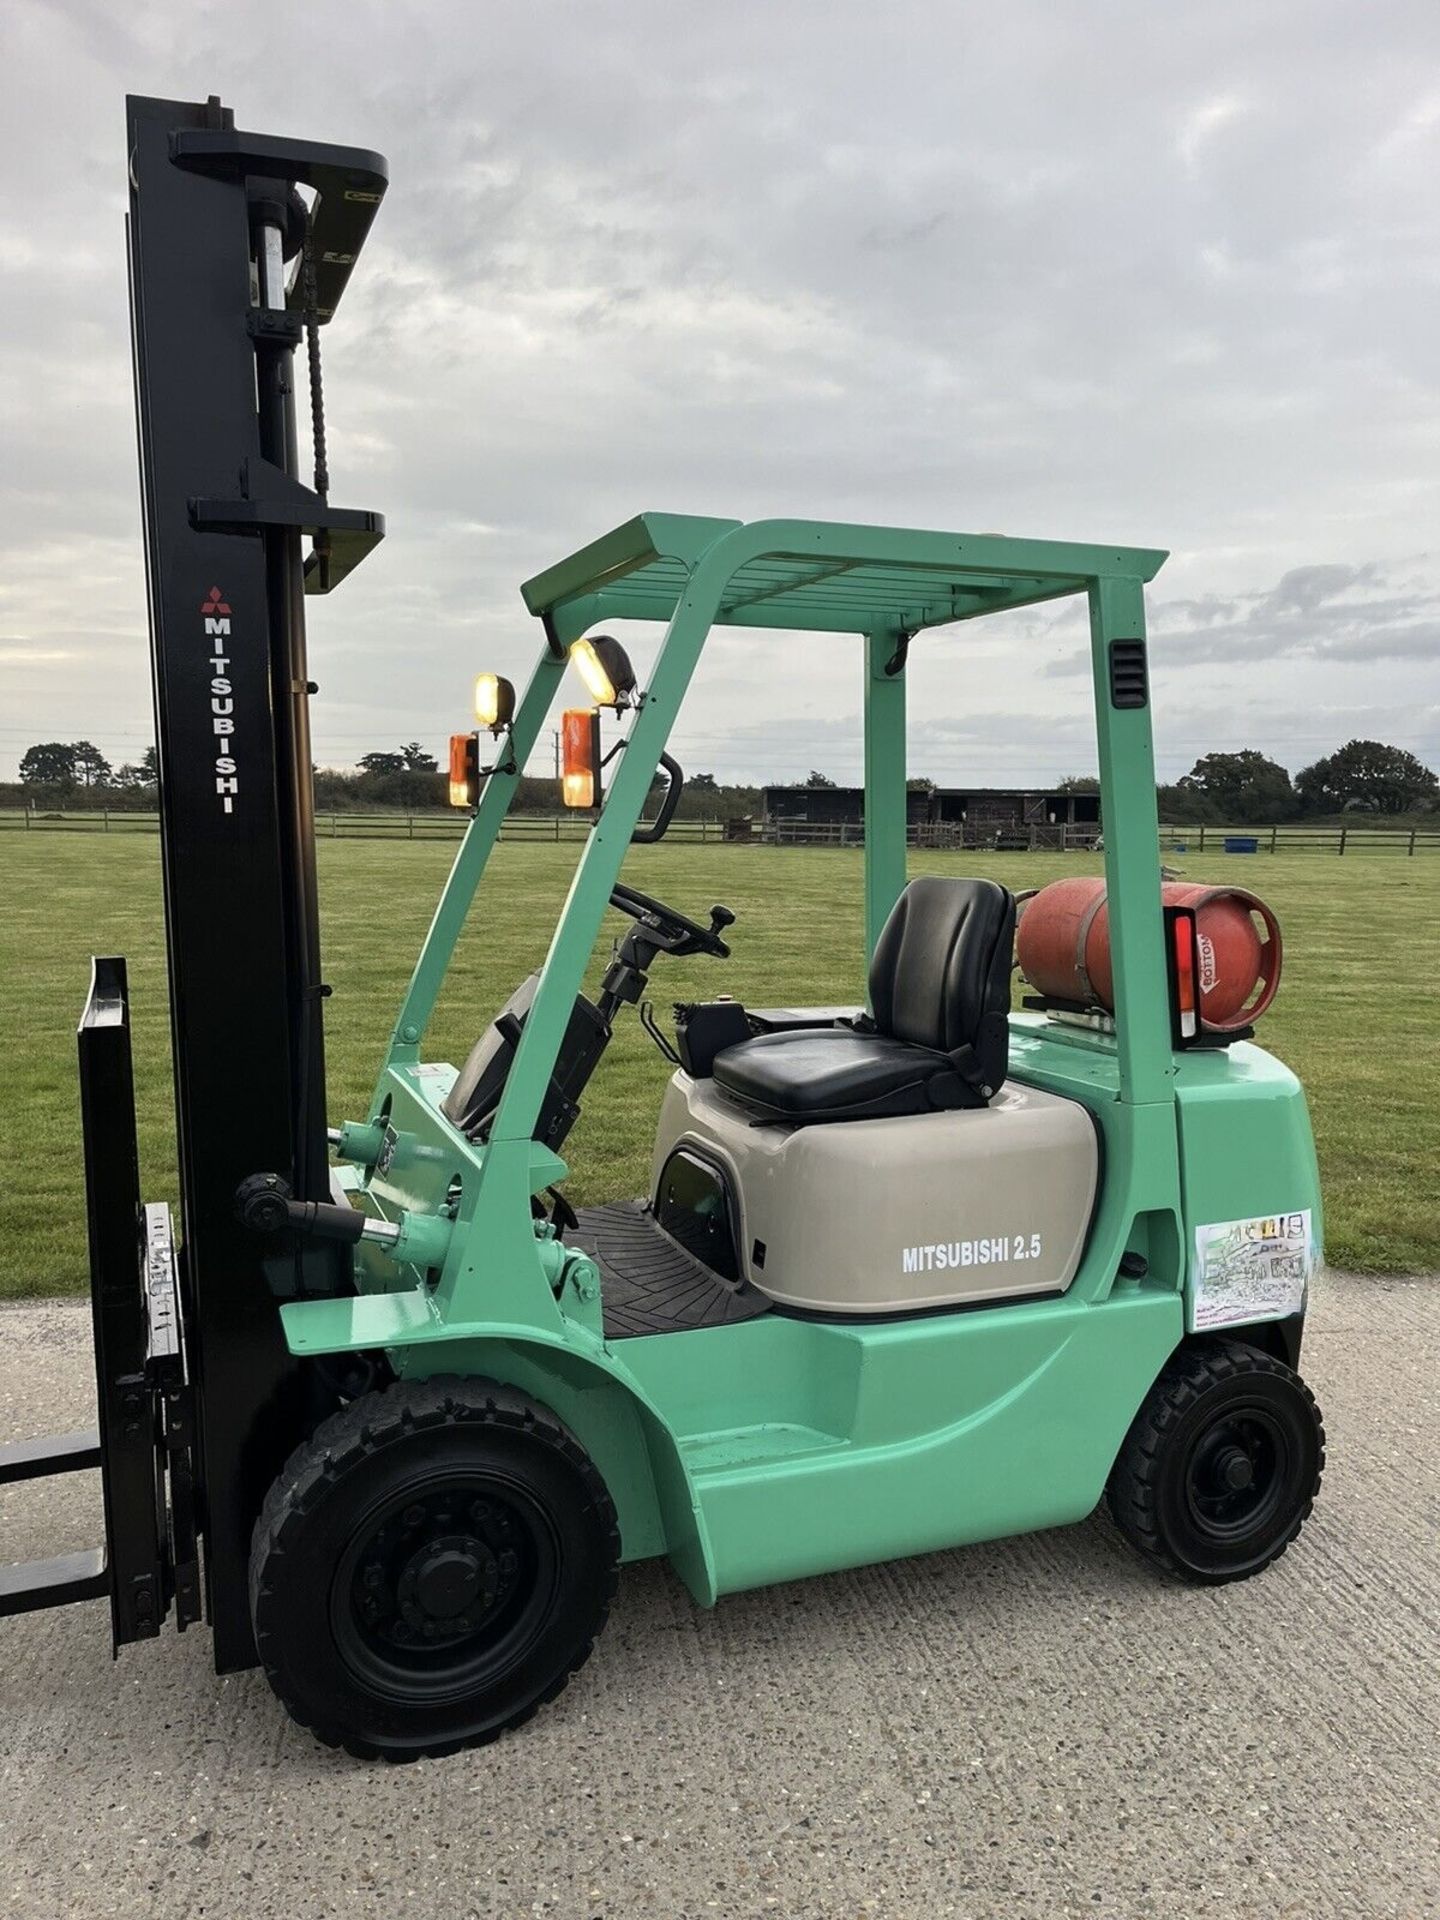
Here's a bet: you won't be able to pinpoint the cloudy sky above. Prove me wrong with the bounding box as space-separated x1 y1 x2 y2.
2 0 1436 788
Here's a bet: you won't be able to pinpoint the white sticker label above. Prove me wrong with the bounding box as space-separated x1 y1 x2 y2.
1191 1210 1315 1331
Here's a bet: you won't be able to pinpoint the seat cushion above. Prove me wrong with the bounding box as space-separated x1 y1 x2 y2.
869 875 1014 1055
711 1027 950 1123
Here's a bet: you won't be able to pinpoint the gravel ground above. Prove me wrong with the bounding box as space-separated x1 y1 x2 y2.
0 1272 1435 1920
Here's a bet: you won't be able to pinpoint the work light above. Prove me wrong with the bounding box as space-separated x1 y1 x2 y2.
474 673 515 733
570 634 636 709
561 708 603 809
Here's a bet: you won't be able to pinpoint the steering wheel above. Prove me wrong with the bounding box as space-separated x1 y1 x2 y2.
609 881 735 958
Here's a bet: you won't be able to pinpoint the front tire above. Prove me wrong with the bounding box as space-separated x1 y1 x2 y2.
250 1377 619 1760
1107 1337 1325 1585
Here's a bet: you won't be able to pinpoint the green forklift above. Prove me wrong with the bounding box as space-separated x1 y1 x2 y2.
254 512 1326 1759
2 98 1323 1765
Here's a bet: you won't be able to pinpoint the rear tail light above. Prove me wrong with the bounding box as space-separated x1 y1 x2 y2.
1164 903 1200 1044
448 732 481 809
561 708 602 810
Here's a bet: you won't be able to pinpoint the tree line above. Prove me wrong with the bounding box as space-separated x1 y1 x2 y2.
17 740 158 791
8 736 1437 824
1063 743 1438 823
7 738 764 821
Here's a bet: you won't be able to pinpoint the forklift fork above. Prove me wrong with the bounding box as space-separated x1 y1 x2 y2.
0 958 198 1648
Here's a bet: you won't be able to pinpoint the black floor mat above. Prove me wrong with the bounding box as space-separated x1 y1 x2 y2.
569 1201 772 1340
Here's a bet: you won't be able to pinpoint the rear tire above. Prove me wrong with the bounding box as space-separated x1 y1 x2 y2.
250 1376 619 1760
1107 1337 1324 1585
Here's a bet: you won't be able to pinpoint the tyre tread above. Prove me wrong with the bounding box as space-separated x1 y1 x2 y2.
1106 1335 1325 1585
249 1376 620 1761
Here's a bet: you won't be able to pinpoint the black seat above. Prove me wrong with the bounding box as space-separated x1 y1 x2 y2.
712 877 1015 1124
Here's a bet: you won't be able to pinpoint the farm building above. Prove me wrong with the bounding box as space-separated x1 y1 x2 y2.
759 785 1101 848
930 787 1101 847
761 785 930 830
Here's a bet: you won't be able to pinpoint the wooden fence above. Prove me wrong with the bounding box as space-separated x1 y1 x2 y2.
766 818 1440 856
766 821 1103 851
0 808 727 844
1157 823 1440 857
2 808 1437 855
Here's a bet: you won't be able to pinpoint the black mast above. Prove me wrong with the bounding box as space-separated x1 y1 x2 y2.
125 94 386 1667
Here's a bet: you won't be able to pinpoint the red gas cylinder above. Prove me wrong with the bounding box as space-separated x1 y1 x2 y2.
1016 876 1282 1032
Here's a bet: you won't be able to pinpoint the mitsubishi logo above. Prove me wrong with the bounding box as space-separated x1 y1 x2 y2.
199 589 238 816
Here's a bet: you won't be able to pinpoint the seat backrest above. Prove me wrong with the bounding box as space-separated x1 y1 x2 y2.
868 877 1016 1092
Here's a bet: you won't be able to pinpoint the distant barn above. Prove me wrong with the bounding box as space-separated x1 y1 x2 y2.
929 787 1101 848
761 786 928 830
760 785 1101 848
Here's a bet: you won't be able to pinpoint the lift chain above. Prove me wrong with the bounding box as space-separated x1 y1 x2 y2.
301 238 329 503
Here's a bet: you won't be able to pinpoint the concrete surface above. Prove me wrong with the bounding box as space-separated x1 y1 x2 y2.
0 1274 1435 1920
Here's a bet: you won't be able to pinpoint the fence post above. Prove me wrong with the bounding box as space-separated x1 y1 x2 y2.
1409 828 1417 856
1339 828 1347 856
1270 825 1277 854
408 813 414 840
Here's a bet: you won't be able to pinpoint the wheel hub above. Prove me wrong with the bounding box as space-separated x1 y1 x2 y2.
1185 1409 1286 1541
1214 1444 1255 1493
348 1487 528 1658
398 1535 498 1633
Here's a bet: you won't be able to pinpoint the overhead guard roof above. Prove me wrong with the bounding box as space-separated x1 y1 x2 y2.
521 513 1167 639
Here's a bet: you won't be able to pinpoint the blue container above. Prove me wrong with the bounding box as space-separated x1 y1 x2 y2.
1223 835 1259 853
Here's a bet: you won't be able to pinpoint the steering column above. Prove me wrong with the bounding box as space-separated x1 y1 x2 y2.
596 884 735 1024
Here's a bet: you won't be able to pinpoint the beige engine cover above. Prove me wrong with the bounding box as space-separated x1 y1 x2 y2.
651 1073 1099 1314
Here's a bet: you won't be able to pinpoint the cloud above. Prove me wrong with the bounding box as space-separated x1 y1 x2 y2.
1176 93 1252 177
1042 560 1440 692
1264 564 1379 613
0 0 1436 789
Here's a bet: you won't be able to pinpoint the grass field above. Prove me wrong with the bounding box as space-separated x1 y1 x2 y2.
2 834 1436 1297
